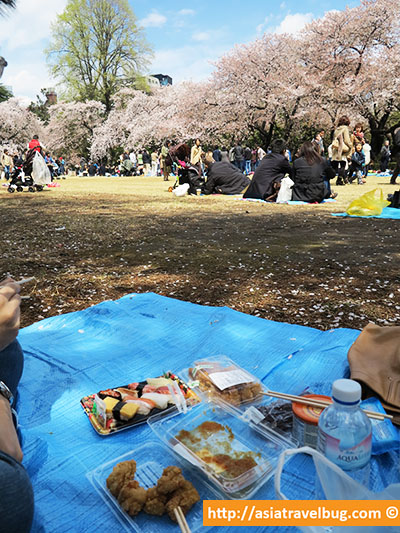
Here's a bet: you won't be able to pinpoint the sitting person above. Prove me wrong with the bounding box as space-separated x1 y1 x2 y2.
348 143 365 185
0 278 34 533
243 139 292 201
291 142 336 203
202 159 251 195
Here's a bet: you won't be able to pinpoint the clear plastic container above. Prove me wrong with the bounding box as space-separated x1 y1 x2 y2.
181 355 266 408
86 440 215 533
147 401 293 499
239 402 298 446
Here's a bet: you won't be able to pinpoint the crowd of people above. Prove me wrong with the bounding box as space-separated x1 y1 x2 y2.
1 120 399 202
156 118 399 202
0 136 66 182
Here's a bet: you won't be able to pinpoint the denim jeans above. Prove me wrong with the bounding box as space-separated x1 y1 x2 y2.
245 160 251 174
235 160 245 173
4 165 10 180
0 340 34 533
323 179 332 197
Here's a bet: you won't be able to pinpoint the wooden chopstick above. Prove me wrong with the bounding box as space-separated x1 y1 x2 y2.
174 506 191 533
263 390 390 421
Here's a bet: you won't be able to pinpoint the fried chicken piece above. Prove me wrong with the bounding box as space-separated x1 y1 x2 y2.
166 479 200 522
106 460 137 498
144 486 167 516
156 465 186 495
117 480 147 517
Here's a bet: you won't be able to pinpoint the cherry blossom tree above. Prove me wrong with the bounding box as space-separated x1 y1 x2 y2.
84 0 400 158
90 83 205 159
44 100 105 161
300 0 400 153
0 98 43 152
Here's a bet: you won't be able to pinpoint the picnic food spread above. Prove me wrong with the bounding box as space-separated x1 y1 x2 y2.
82 354 400 532
106 460 200 522
188 357 263 406
81 372 199 435
176 420 259 479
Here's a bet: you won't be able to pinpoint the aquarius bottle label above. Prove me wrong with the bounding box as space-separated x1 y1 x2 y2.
318 430 372 471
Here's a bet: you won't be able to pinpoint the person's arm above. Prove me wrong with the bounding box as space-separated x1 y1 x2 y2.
0 280 22 462
0 394 22 461
0 282 20 352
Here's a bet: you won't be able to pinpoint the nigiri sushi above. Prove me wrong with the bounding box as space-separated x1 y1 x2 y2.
112 401 139 421
116 388 139 401
141 393 169 410
146 377 174 388
103 396 120 415
142 384 158 394
124 398 155 415
99 388 122 400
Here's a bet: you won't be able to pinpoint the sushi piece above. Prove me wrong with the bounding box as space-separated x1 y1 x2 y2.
142 384 158 394
123 398 155 416
141 393 169 410
104 396 120 415
116 388 139 401
154 386 175 397
98 388 122 400
112 401 139 421
136 398 156 409
127 382 139 390
146 378 174 388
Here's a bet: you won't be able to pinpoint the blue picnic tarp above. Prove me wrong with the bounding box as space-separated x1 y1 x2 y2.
16 293 398 532
332 207 400 219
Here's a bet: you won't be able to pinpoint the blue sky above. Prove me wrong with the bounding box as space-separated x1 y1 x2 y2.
0 0 359 104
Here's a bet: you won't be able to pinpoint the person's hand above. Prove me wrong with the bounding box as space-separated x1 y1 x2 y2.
0 278 21 352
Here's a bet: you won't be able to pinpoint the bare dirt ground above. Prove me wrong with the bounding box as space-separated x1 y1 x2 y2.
1 175 399 330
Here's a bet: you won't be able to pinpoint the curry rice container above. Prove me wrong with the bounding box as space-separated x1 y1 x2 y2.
292 394 332 449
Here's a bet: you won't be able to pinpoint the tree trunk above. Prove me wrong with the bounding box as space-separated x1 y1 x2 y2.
254 119 275 151
369 109 394 160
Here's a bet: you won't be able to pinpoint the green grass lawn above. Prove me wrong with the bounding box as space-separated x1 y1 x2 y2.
1 174 399 330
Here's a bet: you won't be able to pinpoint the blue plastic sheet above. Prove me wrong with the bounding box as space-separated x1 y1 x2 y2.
16 293 396 532
332 207 400 219
238 198 335 205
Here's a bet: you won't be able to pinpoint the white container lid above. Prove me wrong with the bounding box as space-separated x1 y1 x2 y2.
332 379 361 404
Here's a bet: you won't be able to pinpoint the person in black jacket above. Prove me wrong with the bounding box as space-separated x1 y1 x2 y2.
234 143 244 172
142 149 151 176
202 161 251 195
243 139 292 201
291 142 336 203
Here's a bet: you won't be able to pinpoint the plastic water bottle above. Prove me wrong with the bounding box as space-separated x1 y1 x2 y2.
318 379 372 488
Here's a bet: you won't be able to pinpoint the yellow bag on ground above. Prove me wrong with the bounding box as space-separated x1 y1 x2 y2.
346 188 390 216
